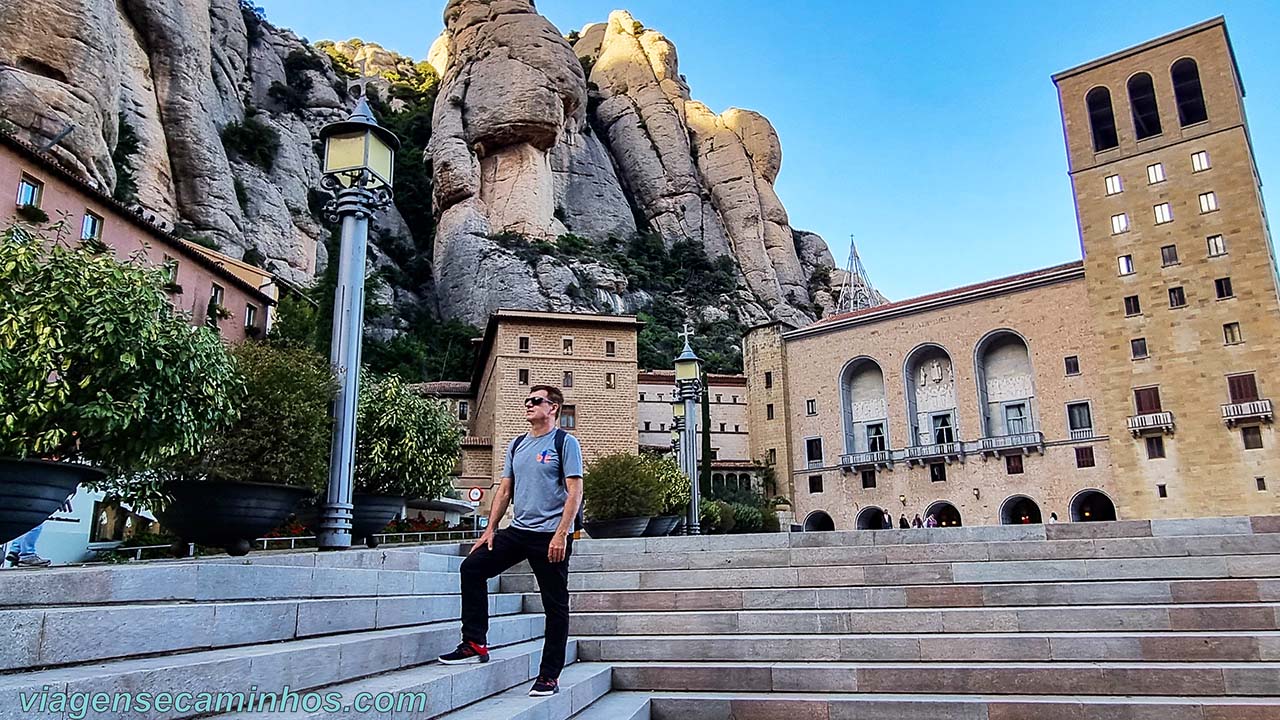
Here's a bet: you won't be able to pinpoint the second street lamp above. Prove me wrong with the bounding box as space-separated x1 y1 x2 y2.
673 325 703 535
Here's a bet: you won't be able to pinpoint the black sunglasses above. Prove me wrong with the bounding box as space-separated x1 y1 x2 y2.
524 397 554 407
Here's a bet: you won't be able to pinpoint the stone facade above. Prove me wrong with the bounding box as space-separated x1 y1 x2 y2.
1054 17 1280 520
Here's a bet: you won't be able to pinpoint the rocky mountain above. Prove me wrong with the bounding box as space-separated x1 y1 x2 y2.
0 0 841 370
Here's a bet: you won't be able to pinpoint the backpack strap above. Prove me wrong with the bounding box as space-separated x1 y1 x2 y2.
509 433 528 492
554 428 585 533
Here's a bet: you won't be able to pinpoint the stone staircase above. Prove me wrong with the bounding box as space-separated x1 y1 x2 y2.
0 517 1276 719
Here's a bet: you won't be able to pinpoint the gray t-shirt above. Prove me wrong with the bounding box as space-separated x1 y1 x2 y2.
502 430 584 533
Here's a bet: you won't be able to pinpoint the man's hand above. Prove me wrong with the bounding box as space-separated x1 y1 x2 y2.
548 531 568 563
470 528 495 554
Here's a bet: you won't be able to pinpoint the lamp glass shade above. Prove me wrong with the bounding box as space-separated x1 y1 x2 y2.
324 131 368 179
366 134 395 188
672 402 686 419
675 357 699 381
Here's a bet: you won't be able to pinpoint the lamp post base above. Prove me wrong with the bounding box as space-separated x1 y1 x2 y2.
318 503 354 550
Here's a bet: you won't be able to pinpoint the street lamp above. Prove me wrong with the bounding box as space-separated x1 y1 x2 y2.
316 77 400 550
673 325 703 535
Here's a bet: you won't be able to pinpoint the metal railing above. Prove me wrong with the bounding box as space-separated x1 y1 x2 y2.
1068 428 1096 440
839 450 893 468
1126 411 1175 435
904 442 962 460
977 431 1044 452
1221 398 1273 426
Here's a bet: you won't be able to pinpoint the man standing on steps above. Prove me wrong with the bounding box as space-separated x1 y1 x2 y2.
438 384 584 699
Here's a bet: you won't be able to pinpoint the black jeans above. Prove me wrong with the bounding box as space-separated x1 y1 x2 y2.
459 527 573 678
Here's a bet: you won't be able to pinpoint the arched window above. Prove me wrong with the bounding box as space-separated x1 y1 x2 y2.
1128 73 1162 140
1086 87 1119 151
1171 58 1208 126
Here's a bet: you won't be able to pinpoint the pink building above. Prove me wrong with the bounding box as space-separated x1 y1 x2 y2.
0 130 275 342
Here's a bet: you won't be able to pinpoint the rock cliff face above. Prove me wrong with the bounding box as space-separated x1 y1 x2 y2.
0 0 839 335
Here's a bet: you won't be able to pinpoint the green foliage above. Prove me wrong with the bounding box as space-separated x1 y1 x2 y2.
189 342 335 491
112 119 140 205
582 453 664 521
241 246 266 268
266 291 320 349
355 373 460 498
268 81 308 112
284 49 326 75
0 223 242 482
221 115 280 171
362 311 480 382
730 503 763 533
15 205 48 224
712 500 736 534
171 222 218 250
698 498 721 531
233 177 250 212
641 452 688 516
316 40 358 79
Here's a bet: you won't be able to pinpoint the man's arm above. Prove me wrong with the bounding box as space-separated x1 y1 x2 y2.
547 475 581 563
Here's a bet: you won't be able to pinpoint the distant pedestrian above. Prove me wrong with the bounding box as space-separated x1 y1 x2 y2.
5 524 50 567
912 514 923 528
881 510 893 530
898 514 909 529
925 514 938 528
1048 512 1059 524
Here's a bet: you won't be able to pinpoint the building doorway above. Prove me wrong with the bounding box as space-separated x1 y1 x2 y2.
1070 490 1117 522
803 510 836 532
925 501 962 527
856 506 888 530
1000 495 1043 524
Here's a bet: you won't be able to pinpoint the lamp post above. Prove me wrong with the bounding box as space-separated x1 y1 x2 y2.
673 325 703 535
315 76 400 550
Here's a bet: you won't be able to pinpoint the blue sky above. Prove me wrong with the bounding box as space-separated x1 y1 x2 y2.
258 1 1280 301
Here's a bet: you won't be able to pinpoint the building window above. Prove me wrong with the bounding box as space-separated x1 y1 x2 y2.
643 421 651 431
764 371 773 389
1110 213 1129 234
861 469 876 489
1086 87 1119 152
1258 477 1268 492
1067 402 1093 435
1130 338 1148 360
1223 322 1243 345
734 424 740 433
1075 446 1095 468
732 395 739 404
1191 150 1211 172
518 336 530 353
805 437 823 467
16 174 43 207
715 394 723 403
605 340 616 357
605 372 616 389
719 422 726 432
1207 234 1227 257
1065 355 1080 376
1005 454 1024 474
1243 426 1264 450
1147 163 1166 184
1160 245 1179 266
563 371 574 387
866 423 886 452
806 399 817 416
518 369 529 385
929 462 947 483
1124 295 1141 316
1228 374 1259 404
1104 174 1123 195
559 405 576 430
767 448 776 465
1153 203 1173 224
458 401 469 421
80 211 103 241
1128 72 1162 140
1118 255 1134 276
1134 386 1162 414
931 414 955 443
766 403 775 420
1171 58 1208 126
659 423 665 432
808 475 823 494
1146 435 1166 459
1198 191 1218 214
1215 277 1233 299
1168 286 1186 308
1004 403 1027 434
1157 483 1168 498
244 304 257 329
161 254 179 282
562 337 573 355
210 283 225 308
639 392 646 401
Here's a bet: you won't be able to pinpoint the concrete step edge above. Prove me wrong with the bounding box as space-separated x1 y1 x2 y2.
435 662 613 720
569 691 651 720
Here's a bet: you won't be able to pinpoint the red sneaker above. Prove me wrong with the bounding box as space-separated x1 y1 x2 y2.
438 640 489 664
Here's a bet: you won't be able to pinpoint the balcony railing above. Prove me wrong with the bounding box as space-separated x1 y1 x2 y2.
1068 428 1096 440
1222 398 1273 427
977 431 1044 457
840 450 894 469
1126 411 1175 436
904 441 963 465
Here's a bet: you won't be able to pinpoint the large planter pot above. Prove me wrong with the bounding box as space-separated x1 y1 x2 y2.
156 480 311 556
0 458 105 542
352 493 406 548
583 516 651 539
643 515 681 537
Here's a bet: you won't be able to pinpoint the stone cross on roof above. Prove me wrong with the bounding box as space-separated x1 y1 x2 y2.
679 323 694 346
347 59 374 98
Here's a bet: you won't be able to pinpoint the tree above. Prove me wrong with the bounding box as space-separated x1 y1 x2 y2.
355 373 461 499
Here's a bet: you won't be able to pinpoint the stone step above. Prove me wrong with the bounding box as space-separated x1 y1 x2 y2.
607 660 1280 697
501 554 1280 593
640 691 1280 720
528 578 1280 613
525 532 1280 574
569 516 1280 556
0 562 495 608
0 613 544 720
576 630 1280 663
569 691 651 720
4 592 526 672
568 603 1280 636
214 638 578 720
207 548 466 573
434 661 613 720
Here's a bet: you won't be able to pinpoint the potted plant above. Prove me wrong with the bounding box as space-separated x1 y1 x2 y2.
642 453 687 536
350 373 461 547
581 453 663 538
0 223 241 541
156 342 334 555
